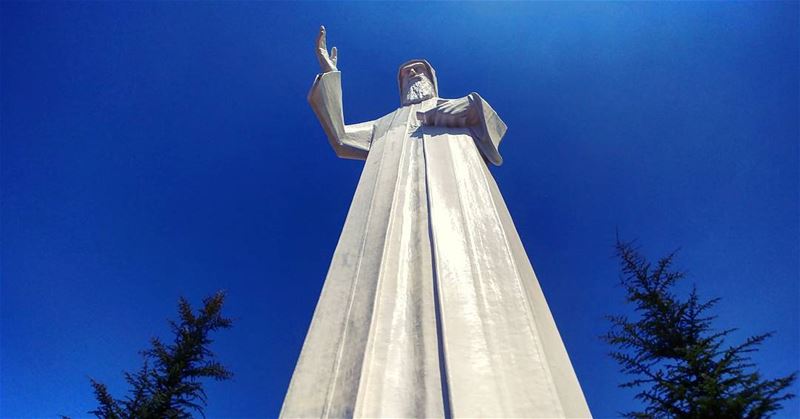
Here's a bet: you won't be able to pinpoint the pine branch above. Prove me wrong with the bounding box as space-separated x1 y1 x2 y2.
89 380 123 419
88 291 232 418
605 239 797 418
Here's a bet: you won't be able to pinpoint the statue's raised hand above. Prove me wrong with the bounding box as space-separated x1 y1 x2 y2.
316 26 338 73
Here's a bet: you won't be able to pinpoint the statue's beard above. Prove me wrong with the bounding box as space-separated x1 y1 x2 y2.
402 76 435 105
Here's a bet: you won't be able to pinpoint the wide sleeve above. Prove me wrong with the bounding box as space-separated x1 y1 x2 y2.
468 92 508 166
308 71 375 161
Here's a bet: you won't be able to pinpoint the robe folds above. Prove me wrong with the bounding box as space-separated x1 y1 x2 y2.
281 71 591 418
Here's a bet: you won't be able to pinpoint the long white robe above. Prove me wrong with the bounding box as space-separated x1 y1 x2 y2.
281 71 591 418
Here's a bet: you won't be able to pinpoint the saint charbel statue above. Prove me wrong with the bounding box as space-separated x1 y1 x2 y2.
281 27 591 418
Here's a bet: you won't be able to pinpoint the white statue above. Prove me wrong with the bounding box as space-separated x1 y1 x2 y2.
281 27 591 418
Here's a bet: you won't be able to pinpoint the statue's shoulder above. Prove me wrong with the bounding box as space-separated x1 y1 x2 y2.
371 109 401 134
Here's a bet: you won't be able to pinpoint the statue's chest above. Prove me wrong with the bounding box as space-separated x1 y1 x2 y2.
406 98 440 131
372 98 469 147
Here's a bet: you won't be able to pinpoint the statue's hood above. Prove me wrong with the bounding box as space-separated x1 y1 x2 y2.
397 59 438 102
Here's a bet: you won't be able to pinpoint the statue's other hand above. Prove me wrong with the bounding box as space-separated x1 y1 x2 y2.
420 96 480 127
316 26 338 73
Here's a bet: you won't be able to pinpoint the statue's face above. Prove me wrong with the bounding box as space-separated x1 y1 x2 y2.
400 62 435 105
400 62 429 84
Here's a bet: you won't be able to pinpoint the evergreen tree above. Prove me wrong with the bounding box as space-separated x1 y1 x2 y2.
604 240 796 418
89 292 232 419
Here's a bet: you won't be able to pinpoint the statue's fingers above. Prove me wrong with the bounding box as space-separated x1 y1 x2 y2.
434 103 451 113
317 26 327 50
331 46 337 65
443 100 465 114
441 103 457 114
451 99 468 112
317 48 328 66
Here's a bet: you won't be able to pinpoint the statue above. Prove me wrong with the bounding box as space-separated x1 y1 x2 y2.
281 27 591 418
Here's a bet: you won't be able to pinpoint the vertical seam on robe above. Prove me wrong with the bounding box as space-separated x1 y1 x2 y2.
322 111 396 418
476 157 566 417
352 105 414 416
422 130 454 419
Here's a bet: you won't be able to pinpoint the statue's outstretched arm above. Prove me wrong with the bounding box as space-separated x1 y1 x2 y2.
308 71 373 160
308 26 374 161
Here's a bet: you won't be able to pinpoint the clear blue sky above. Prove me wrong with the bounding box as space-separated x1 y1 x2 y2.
2 2 797 418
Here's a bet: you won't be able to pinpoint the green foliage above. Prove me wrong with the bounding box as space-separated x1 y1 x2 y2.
605 240 795 418
89 292 232 419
